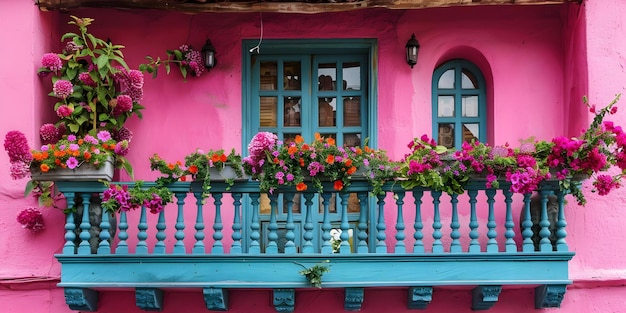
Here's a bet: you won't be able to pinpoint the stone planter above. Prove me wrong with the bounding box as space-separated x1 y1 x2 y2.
31 156 115 182
208 165 249 181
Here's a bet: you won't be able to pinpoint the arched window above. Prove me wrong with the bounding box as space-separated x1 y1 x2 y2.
432 59 486 149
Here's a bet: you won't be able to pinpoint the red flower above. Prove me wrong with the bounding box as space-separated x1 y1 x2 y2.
296 182 307 191
333 180 344 191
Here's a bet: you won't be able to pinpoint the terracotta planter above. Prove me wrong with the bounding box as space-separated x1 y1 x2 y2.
30 156 115 182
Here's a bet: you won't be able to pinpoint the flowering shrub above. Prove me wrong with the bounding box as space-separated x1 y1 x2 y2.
101 181 173 214
38 16 144 136
16 208 45 232
141 44 205 79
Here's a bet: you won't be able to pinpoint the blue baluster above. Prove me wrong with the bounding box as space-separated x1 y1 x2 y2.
193 191 206 254
230 192 243 254
284 192 296 254
266 194 279 254
431 191 443 253
62 192 76 255
486 189 498 253
413 190 425 253
321 192 333 254
395 191 406 253
375 193 387 253
249 193 261 254
78 193 92 255
339 193 351 254
357 192 369 253
450 194 461 253
538 190 552 252
212 193 224 254
503 189 516 252
136 205 149 254
302 193 315 253
153 210 166 254
468 190 480 253
97 199 112 255
521 193 534 252
174 192 187 254
554 190 568 251
115 211 129 254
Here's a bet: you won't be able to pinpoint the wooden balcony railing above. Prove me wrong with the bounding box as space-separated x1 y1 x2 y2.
54 179 574 312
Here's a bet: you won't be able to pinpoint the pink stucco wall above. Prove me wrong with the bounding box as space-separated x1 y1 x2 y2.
1 0 625 312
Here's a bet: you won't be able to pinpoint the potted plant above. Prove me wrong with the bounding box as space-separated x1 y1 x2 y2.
101 181 174 215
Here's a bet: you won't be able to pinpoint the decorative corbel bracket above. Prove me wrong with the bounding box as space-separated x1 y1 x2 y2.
203 287 229 311
135 288 164 311
408 286 433 309
344 287 364 311
471 285 502 310
273 288 295 312
535 284 567 308
64 287 98 311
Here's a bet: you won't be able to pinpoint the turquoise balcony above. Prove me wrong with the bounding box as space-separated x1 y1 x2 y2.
55 179 573 311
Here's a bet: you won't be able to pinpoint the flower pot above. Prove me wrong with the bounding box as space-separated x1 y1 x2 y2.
208 165 249 181
31 156 115 182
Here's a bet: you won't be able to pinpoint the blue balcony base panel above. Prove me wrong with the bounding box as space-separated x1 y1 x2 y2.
57 254 572 311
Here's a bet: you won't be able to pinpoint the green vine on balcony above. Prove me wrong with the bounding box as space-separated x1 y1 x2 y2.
295 260 331 288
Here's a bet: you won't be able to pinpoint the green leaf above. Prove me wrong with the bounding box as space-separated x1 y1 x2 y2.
117 156 135 179
173 50 183 60
110 55 129 70
180 66 187 79
95 55 109 70
61 32 79 41
86 33 98 49
66 67 78 80
98 113 109 121
24 180 35 198
68 123 79 133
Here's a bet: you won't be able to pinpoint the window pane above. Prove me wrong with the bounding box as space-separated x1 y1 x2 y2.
260 62 277 90
343 133 362 147
343 97 361 126
319 97 336 127
284 62 301 90
438 96 455 117
462 96 478 117
283 133 301 144
463 123 479 144
438 69 454 89
260 97 277 127
438 123 455 148
461 69 478 89
343 62 361 90
318 63 336 91
284 97 301 127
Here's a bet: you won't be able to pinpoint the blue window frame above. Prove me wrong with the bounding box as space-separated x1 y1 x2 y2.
241 39 378 252
432 59 487 149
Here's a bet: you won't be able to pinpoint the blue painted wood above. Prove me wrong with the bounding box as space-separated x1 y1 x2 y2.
408 286 433 309
468 190 480 252
413 190 425 253
249 193 261 254
203 287 228 311
78 193 93 255
449 194 461 253
64 287 98 311
503 190 516 253
321 192 333 254
193 191 206 254
174 192 187 254
539 190 553 252
230 193 243 254
63 192 77 255
431 191 443 253
302 193 315 253
212 193 224 254
135 288 163 311
154 210 166 254
344 287 364 311
535 284 566 308
356 192 369 253
394 191 406 253
339 193 351 254
267 194 279 254
115 211 129 254
554 191 568 252
471 285 502 310
521 193 534 252
284 192 296 254
486 189 498 253
97 201 112 255
375 193 387 253
273 288 295 312
136 206 149 254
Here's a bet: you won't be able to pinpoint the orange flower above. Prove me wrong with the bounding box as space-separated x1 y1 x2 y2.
176 160 183 166
273 157 279 164
326 155 335 164
188 165 198 174
72 150 80 157
302 143 309 150
288 146 298 155
314 132 322 142
296 182 308 191
326 137 336 146
167 163 176 170
355 147 363 155
347 166 357 175
54 150 65 157
344 159 353 167
295 135 304 143
78 139 84 145
299 158 305 167
40 164 50 173
333 180 344 191
220 154 228 163
211 154 220 163
83 151 92 160
54 159 61 165
364 146 373 153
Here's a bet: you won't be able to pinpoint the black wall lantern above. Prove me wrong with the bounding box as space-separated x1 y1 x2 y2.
201 39 217 70
405 34 420 69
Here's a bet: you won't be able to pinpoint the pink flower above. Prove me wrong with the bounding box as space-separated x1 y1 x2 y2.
10 161 30 180
39 124 59 144
16 208 45 232
611 106 618 114
112 95 133 117
4 131 32 163
66 157 79 169
593 174 620 196
97 130 112 142
114 140 130 156
41 53 62 72
56 105 74 118
53 80 73 99
113 127 133 142
78 72 97 87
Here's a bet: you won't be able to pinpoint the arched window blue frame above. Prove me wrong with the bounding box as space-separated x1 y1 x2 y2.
432 59 487 149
